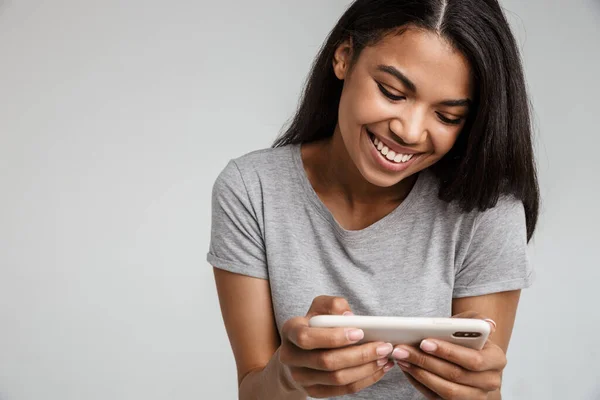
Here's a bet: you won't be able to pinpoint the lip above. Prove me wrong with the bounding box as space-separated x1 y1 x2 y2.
365 130 422 173
366 129 422 155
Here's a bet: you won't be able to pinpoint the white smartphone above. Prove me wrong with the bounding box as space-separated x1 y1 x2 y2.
308 315 491 350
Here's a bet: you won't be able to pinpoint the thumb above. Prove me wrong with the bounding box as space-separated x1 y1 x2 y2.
306 295 353 318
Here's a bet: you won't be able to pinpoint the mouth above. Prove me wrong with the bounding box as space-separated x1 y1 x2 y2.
366 130 422 166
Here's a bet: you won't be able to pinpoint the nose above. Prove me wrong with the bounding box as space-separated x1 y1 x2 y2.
389 104 427 145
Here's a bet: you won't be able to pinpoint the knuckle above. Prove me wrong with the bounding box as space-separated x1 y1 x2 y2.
328 331 346 348
330 297 349 313
415 352 429 368
447 365 464 383
295 327 311 349
312 295 328 306
444 386 460 400
330 370 347 385
438 344 453 359
361 347 374 364
282 317 303 339
470 354 485 371
317 352 337 371
487 373 502 391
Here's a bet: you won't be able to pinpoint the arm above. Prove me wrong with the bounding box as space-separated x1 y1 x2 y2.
393 290 521 399
213 268 306 400
209 162 391 398
452 290 522 399
214 268 394 399
393 198 531 399
452 290 521 353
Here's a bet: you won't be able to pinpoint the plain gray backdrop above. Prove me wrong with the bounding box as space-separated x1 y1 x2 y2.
1 1 599 399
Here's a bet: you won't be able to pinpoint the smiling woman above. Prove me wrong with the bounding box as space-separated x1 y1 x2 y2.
330 28 473 186
209 0 539 399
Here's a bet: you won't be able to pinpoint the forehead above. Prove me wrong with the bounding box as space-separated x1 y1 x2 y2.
358 27 473 99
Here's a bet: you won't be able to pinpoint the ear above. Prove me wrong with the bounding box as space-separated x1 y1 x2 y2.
332 38 353 80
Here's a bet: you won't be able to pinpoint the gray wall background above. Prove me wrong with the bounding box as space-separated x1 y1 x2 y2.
1 1 598 399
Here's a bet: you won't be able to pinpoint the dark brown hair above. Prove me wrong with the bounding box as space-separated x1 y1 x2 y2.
273 0 540 241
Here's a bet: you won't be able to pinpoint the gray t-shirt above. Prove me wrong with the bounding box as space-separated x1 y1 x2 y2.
207 144 534 400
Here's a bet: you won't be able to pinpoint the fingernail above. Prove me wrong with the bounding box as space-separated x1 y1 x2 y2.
397 361 411 369
420 340 438 352
346 329 364 342
376 343 393 357
392 348 409 360
383 361 394 372
343 311 354 316
377 358 388 367
484 318 497 330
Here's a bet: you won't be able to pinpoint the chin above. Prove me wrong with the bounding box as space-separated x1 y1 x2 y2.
358 163 407 188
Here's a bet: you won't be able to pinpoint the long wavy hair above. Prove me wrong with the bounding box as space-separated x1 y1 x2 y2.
273 0 540 241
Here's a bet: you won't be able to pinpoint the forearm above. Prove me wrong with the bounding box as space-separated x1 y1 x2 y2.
239 348 306 400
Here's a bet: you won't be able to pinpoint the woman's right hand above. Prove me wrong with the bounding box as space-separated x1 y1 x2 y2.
278 296 395 398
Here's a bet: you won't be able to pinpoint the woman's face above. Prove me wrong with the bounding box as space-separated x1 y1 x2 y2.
333 27 473 188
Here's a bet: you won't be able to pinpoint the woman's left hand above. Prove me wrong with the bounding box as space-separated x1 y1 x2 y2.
392 312 505 400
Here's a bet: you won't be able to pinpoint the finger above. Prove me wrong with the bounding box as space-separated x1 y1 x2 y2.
412 339 507 372
451 311 497 334
290 357 392 386
392 345 502 391
285 322 366 350
305 360 393 398
284 341 394 370
306 296 352 318
398 363 488 400
401 370 440 400
451 310 480 319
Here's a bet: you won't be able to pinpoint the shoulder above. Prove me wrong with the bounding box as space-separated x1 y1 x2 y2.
212 144 299 202
473 194 527 238
233 145 297 179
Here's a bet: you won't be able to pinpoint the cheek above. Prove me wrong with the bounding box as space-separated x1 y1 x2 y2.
339 80 382 128
430 128 461 155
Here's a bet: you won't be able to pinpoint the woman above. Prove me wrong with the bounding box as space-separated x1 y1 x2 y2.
209 0 539 398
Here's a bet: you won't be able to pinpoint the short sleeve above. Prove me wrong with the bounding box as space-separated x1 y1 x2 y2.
453 197 535 298
207 160 268 279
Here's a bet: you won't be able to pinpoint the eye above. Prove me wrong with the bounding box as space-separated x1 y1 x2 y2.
376 82 406 101
436 112 463 125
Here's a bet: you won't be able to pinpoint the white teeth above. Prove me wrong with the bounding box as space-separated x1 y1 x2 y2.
371 136 417 164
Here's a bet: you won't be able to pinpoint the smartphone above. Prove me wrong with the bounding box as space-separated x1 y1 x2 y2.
308 315 491 350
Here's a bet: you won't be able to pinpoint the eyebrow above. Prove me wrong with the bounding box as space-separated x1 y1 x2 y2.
377 64 417 93
439 98 471 107
376 64 471 108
